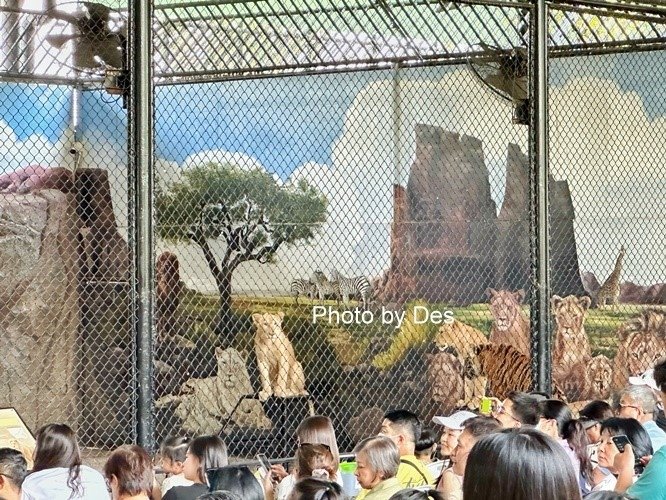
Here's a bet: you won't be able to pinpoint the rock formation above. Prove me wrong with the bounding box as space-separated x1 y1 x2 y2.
378 125 499 305
0 190 80 430
378 125 585 304
497 144 585 297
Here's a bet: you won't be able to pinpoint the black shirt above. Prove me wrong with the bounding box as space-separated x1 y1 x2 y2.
162 483 210 500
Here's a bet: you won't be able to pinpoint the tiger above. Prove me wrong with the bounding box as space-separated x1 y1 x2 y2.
475 343 532 400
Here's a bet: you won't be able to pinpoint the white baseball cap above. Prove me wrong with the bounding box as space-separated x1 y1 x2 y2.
629 369 659 392
432 410 477 430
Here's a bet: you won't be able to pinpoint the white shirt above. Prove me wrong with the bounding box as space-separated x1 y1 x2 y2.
161 473 194 496
21 465 110 500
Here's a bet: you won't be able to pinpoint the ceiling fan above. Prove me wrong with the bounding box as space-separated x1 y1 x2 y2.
42 1 127 74
467 43 529 125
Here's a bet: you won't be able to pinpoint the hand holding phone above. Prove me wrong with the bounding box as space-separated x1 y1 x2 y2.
257 453 272 478
612 434 631 453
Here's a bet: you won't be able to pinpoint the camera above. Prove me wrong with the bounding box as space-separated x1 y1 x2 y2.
69 141 84 155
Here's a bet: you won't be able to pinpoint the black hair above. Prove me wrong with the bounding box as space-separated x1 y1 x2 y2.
160 436 190 463
188 436 228 485
196 492 243 500
0 448 28 488
206 466 263 500
33 423 82 496
415 428 438 453
462 428 582 500
388 488 445 500
600 418 653 461
506 391 539 425
383 409 422 443
289 477 344 500
538 400 592 482
655 358 666 393
580 400 614 421
463 416 502 438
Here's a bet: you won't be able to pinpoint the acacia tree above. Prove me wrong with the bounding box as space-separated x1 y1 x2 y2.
157 163 327 342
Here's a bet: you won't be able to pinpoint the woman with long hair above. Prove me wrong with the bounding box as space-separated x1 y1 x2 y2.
104 445 154 500
21 423 109 500
274 416 341 500
463 428 582 500
163 436 228 500
537 400 593 495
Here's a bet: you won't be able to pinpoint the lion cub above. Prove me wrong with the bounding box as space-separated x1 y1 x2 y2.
252 311 308 401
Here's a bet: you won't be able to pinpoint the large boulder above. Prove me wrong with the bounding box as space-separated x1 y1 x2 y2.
0 190 80 430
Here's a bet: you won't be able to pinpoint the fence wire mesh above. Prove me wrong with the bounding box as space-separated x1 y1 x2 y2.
0 0 665 468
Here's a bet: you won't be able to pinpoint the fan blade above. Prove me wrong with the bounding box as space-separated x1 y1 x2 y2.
92 36 124 68
485 73 528 101
46 33 79 48
83 2 112 23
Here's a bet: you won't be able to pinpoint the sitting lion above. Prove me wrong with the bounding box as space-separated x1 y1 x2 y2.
487 288 530 358
612 308 666 390
551 295 592 402
253 311 308 401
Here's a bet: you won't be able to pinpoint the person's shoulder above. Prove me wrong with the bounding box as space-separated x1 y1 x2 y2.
164 483 209 499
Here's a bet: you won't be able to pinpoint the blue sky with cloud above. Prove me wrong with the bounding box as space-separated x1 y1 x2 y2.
1 50 664 289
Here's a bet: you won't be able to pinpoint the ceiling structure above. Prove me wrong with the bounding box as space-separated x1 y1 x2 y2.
1 0 665 85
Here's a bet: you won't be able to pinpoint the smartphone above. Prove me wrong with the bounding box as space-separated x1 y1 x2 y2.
257 453 272 478
480 397 493 416
612 434 631 453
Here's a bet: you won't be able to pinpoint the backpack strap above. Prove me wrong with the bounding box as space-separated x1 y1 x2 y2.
400 458 429 485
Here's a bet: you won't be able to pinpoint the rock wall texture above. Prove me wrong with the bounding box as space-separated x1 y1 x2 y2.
0 190 80 430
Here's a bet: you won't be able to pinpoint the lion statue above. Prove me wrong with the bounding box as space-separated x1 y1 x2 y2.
612 308 666 390
434 320 489 408
551 295 592 402
155 347 272 434
587 354 613 400
487 289 530 358
426 351 464 416
253 311 308 401
156 251 183 341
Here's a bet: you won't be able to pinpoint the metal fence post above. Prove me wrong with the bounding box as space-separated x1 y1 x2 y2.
129 0 154 450
530 0 552 394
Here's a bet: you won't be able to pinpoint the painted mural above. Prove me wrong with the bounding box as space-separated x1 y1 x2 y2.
1 51 665 451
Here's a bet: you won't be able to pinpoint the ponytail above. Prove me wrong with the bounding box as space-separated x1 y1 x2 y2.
563 419 592 481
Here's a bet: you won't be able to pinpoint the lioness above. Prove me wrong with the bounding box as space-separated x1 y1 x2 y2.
551 295 592 401
487 288 530 358
252 311 307 401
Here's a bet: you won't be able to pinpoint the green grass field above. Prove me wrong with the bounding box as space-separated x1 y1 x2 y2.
179 290 646 360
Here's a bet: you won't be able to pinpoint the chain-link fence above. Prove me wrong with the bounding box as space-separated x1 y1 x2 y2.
1 0 665 463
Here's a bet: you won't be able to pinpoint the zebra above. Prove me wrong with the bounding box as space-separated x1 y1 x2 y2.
331 269 372 310
311 270 341 304
290 278 317 305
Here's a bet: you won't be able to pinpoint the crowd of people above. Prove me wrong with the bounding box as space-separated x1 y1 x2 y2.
2 358 665 500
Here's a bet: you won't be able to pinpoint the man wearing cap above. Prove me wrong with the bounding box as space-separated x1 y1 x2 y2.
432 410 477 468
375 410 434 490
617 384 666 451
615 358 666 499
630 368 666 433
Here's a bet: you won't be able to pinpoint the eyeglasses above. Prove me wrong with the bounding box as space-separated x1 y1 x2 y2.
618 403 642 413
493 404 521 424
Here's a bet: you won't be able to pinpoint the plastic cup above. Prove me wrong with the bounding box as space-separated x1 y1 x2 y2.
339 462 358 496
